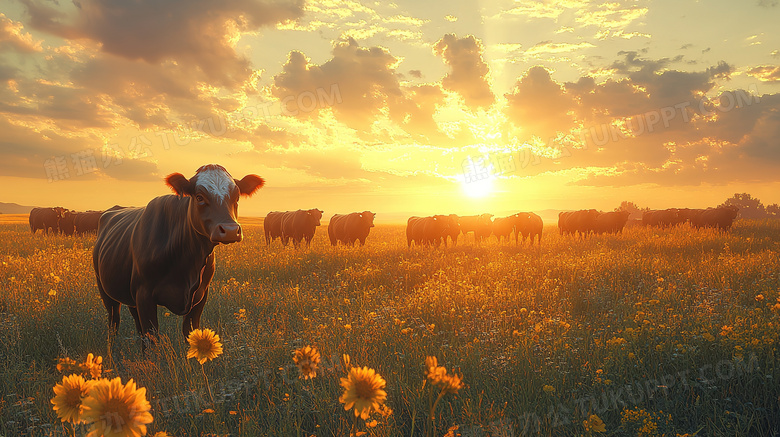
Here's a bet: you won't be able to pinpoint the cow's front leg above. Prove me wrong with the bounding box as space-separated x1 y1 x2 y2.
183 254 215 338
135 286 159 345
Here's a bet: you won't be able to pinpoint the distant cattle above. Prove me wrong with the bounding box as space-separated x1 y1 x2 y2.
93 164 264 344
407 216 447 247
329 211 376 246
264 211 286 245
74 211 102 234
692 206 739 230
281 209 323 247
29 207 66 235
460 214 493 243
559 209 600 237
515 212 543 245
594 211 631 234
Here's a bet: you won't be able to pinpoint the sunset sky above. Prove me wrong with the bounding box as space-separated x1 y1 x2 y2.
1 0 779 221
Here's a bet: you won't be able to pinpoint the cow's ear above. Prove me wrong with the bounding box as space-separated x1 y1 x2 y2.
236 174 265 197
166 173 193 196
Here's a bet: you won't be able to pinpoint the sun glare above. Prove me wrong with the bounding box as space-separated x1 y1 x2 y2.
462 177 494 198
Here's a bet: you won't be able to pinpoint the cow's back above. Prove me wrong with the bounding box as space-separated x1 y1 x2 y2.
93 207 145 306
75 211 102 234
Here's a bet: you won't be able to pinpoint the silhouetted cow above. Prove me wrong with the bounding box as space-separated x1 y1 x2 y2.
595 211 630 234
92 164 264 344
329 211 376 246
281 209 323 247
692 206 739 230
460 214 493 243
642 209 681 227
559 209 599 237
407 216 447 247
491 216 516 243
515 212 543 245
440 214 461 247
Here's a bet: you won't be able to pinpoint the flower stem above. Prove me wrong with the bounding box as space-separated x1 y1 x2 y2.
201 364 214 405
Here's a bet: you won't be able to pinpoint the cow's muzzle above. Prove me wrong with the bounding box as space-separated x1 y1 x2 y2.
211 222 242 243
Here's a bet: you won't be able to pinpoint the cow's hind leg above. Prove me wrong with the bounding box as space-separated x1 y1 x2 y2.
97 282 121 334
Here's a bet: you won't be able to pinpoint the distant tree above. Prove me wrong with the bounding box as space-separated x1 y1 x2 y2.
615 201 649 220
766 203 780 219
719 193 766 219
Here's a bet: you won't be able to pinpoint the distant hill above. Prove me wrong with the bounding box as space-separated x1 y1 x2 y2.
0 202 36 215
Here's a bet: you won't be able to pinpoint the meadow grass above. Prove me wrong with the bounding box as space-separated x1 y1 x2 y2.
1 220 779 436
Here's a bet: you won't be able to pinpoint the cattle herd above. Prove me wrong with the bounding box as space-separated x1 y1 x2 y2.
28 206 125 236
30 204 742 247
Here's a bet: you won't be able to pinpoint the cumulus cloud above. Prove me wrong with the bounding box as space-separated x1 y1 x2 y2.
21 0 304 86
0 13 42 53
271 38 446 138
433 34 494 110
504 66 576 141
747 65 780 82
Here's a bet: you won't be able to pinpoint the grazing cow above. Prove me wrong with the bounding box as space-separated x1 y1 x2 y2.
559 210 600 237
692 206 739 230
440 214 461 247
460 214 493 243
264 211 286 245
74 211 102 234
642 209 682 227
29 207 66 234
329 211 376 246
60 210 77 236
677 208 704 225
515 212 543 245
92 164 264 343
407 216 447 247
281 209 323 247
594 211 631 234
491 216 516 243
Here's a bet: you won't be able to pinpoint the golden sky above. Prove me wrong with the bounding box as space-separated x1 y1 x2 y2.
1 0 779 221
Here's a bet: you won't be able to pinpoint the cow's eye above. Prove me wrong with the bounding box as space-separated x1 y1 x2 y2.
195 194 206 203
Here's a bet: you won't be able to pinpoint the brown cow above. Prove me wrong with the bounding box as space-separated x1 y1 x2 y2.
692 206 739 230
29 207 66 234
595 211 630 234
329 211 376 246
440 214 461 247
264 211 286 245
559 210 599 237
60 210 77 236
642 209 682 227
460 214 493 243
515 212 543 245
407 216 447 247
93 164 264 344
74 211 102 234
281 209 323 247
677 208 704 225
491 216 516 243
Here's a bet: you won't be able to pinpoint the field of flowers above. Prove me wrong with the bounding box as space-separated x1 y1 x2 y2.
1 219 779 436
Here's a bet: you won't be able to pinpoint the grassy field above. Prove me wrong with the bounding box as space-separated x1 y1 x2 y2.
1 219 779 436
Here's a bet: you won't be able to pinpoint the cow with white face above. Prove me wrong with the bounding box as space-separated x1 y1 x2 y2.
93 164 264 346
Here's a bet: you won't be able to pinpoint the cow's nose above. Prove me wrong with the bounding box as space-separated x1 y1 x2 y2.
211 223 242 243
